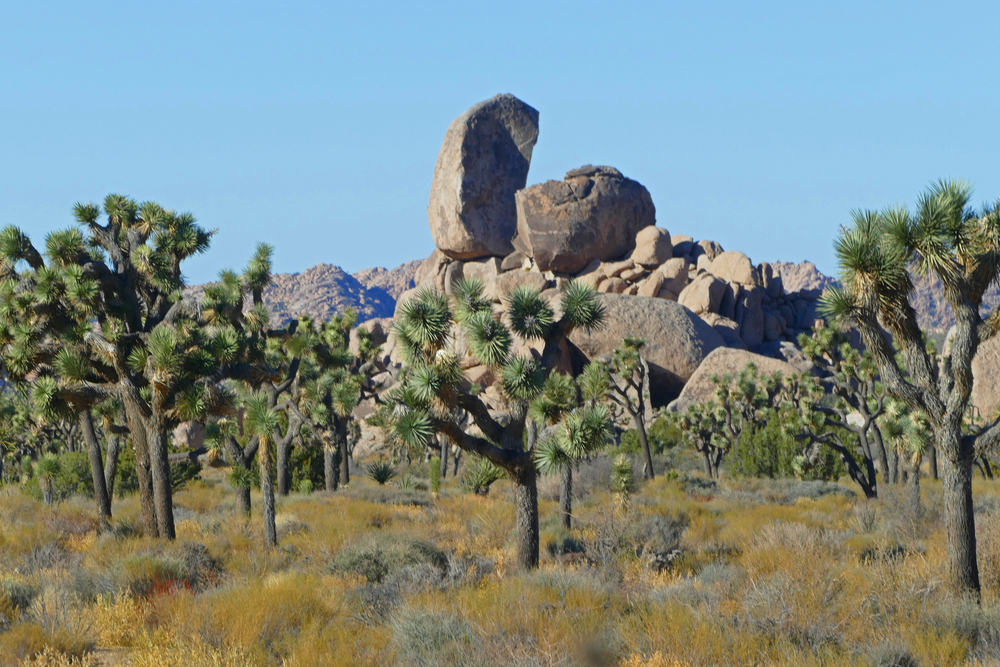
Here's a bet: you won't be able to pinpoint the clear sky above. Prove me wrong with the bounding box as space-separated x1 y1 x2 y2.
3 1 999 284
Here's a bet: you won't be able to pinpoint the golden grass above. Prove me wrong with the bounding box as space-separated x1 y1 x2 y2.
0 473 997 666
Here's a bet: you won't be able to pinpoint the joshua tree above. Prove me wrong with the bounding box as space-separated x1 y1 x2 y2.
879 399 929 516
537 404 613 529
675 400 727 479
243 392 279 548
387 279 604 569
605 337 655 479
797 325 894 484
35 453 61 506
822 179 1000 595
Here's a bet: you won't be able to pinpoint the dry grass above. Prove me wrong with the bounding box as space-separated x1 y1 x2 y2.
0 467 998 666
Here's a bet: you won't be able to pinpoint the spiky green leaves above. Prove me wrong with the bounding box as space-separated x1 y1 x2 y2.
35 453 62 481
611 454 635 498
501 355 544 401
244 243 273 296
244 392 279 440
396 409 433 449
147 326 182 377
506 286 554 340
464 310 512 367
530 372 576 426
54 349 90 382
452 278 492 323
0 226 43 269
460 456 506 494
366 459 396 485
579 361 610 404
534 436 573 476
394 288 451 363
560 280 604 333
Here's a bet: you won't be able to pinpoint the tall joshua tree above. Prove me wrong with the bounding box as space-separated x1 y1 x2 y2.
388 279 604 569
607 337 655 479
822 179 1000 596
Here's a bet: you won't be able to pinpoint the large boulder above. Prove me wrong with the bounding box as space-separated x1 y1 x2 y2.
428 94 540 260
631 226 673 267
710 251 757 286
513 165 656 273
666 348 800 413
973 336 1000 420
678 273 725 315
568 294 725 403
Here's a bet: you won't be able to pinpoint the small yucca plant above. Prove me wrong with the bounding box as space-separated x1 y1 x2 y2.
460 456 505 495
366 460 396 485
36 453 62 506
611 454 634 509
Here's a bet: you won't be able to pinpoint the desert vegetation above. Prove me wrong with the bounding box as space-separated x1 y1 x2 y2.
2 174 1000 667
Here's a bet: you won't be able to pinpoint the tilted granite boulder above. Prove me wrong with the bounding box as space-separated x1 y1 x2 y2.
513 165 656 273
631 226 673 267
666 348 800 413
428 94 540 259
568 294 725 403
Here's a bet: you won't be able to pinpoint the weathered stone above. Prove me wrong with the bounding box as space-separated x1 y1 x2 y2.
172 421 206 449
658 258 689 295
489 270 549 302
349 319 389 358
678 273 726 315
764 313 783 341
462 257 502 283
637 271 666 297
500 251 526 272
601 259 636 278
631 226 673 267
428 94 539 259
718 282 741 321
393 287 419 319
735 286 765 348
620 267 648 282
692 240 724 262
625 284 639 295
710 251 757 286
696 254 713 273
578 272 603 289
671 235 694 257
569 294 726 403
443 261 464 294
666 348 799 412
972 336 1000 419
415 248 451 289
598 276 629 293
759 263 782 299
699 313 747 351
656 286 680 302
514 165 656 273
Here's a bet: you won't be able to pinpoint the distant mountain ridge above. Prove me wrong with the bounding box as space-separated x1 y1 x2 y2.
189 257 991 334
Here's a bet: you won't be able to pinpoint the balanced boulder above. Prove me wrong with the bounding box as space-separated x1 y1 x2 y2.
513 165 656 273
428 94 540 259
666 348 800 413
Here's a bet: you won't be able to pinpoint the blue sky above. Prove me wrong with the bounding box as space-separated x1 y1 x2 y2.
2 1 999 284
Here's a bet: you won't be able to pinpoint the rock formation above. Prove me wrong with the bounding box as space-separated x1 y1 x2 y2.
512 165 656 273
427 94 540 259
666 348 801 413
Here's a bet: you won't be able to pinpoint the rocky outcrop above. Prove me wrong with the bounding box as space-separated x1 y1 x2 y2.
568 294 726 403
666 348 801 413
427 94 540 260
631 226 673 267
513 165 656 273
353 260 420 300
973 336 1000 420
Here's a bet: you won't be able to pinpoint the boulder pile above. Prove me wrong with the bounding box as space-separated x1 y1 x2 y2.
351 93 832 453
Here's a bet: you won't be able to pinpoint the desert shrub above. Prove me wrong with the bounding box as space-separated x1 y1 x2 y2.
119 553 191 597
0 622 92 665
727 420 844 481
619 414 682 456
633 513 688 572
327 535 447 584
924 597 1000 659
543 528 586 560
866 642 920 667
22 453 92 503
459 457 505 495
0 579 39 624
297 479 313 495
344 485 429 507
366 460 396 485
721 477 855 505
112 447 201 496
289 444 324 493
390 606 477 666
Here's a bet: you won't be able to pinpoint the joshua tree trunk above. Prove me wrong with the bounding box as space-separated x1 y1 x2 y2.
909 458 922 519
324 442 339 492
104 435 121 500
869 426 891 484
79 410 112 528
235 484 251 518
148 424 176 540
634 412 655 480
453 448 461 476
928 444 938 480
122 399 158 538
338 427 350 487
514 465 539 569
277 438 291 496
939 429 980 595
559 465 573 530
41 479 54 506
439 436 449 480
260 440 277 548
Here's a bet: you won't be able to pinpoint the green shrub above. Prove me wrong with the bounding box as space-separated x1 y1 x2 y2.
327 535 447 583
619 415 680 455
727 420 844 481
366 460 396 485
298 479 314 494
459 457 504 495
